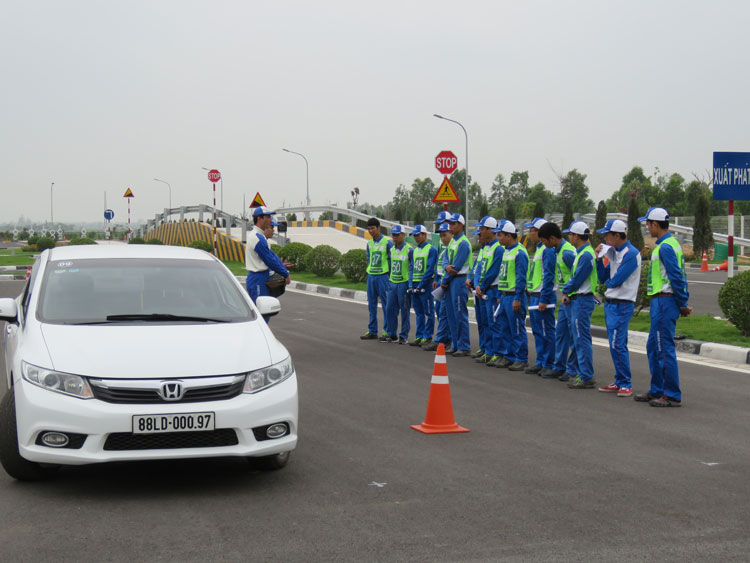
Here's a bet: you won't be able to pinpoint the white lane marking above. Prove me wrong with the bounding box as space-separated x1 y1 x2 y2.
289 289 749 374
701 462 722 466
688 280 725 285
369 482 387 488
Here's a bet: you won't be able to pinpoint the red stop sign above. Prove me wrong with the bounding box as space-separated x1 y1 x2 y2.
207 169 221 183
435 151 458 175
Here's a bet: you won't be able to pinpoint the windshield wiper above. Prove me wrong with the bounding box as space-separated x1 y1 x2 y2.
104 313 230 323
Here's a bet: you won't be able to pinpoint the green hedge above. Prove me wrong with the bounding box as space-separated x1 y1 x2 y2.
68 237 97 245
277 242 313 271
718 271 750 336
128 237 145 244
36 237 56 251
146 238 164 245
340 249 367 283
188 239 213 253
307 244 341 277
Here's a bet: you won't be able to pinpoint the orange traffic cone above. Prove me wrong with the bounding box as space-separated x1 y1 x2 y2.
700 250 709 272
411 343 470 434
711 260 728 272
25 266 31 280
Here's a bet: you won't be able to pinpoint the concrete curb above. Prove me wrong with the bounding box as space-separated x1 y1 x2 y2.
261 276 750 365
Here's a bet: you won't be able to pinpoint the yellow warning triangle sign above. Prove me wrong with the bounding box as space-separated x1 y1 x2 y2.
250 192 266 208
432 177 460 203
123 188 134 198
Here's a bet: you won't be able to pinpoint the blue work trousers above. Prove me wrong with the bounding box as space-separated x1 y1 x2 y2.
475 290 488 354
247 271 271 323
570 295 596 381
366 274 389 335
444 276 470 351
498 293 528 363
554 298 578 375
412 285 435 340
529 294 556 370
647 296 682 401
604 300 635 388
485 287 505 358
385 281 411 339
434 291 450 344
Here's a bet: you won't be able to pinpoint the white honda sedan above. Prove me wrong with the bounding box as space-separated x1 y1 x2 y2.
0 244 298 480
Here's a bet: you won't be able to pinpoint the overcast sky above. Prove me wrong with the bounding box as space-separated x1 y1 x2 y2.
2 0 749 225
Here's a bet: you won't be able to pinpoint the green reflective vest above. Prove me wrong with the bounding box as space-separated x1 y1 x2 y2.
446 233 473 274
481 241 501 283
436 243 448 276
497 243 529 291
367 236 389 275
412 244 431 282
648 235 685 295
389 244 411 283
527 243 544 292
556 240 576 287
569 244 598 296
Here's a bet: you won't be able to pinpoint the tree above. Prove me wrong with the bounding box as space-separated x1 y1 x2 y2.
627 196 644 252
608 166 653 212
593 200 608 247
692 193 714 258
410 177 437 219
505 201 516 224
488 174 506 208
562 200 574 231
412 210 425 226
532 201 545 219
560 169 594 213
662 173 686 215
479 200 489 218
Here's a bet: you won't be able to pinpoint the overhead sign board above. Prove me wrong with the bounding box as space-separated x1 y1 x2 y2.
713 151 750 201
250 192 267 208
435 150 458 175
433 177 460 203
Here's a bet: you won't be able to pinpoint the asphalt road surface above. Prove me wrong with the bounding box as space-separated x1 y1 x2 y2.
1 283 749 562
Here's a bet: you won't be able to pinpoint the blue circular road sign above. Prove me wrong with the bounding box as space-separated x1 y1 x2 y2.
104 209 115 221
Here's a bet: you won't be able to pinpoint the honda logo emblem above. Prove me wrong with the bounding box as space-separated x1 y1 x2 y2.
159 381 184 401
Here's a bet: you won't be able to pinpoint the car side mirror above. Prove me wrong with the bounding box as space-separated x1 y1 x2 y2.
0 298 19 324
255 296 281 317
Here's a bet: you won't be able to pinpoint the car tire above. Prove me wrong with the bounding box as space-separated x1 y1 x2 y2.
0 389 60 481
247 450 291 471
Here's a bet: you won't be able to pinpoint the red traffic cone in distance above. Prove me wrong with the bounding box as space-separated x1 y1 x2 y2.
700 250 709 272
411 343 469 434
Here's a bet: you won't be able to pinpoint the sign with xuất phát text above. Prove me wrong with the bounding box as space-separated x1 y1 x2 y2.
713 151 750 200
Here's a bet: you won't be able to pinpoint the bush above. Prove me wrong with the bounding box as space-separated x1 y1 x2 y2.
27 235 40 246
277 242 313 271
146 238 164 245
718 271 750 336
21 245 37 253
340 249 367 282
36 236 56 251
68 237 97 245
188 239 214 252
128 237 145 244
307 244 341 277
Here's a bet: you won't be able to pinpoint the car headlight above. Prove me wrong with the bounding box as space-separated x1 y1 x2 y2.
22 362 94 399
243 356 294 394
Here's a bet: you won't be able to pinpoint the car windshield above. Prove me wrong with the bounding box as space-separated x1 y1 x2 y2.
36 258 255 324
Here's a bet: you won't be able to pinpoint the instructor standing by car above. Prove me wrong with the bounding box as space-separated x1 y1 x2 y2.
246 206 291 309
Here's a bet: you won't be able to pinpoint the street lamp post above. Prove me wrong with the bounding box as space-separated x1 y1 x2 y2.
50 182 55 223
153 178 172 211
434 114 469 223
282 148 310 218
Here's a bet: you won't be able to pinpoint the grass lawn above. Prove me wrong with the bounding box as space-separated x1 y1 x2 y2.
0 255 35 266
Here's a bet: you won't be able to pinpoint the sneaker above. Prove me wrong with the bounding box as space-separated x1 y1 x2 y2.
378 333 388 342
485 355 500 367
634 392 659 402
360 332 378 340
452 350 470 357
422 341 439 352
380 335 397 343
558 373 572 382
649 396 681 407
495 357 511 368
471 349 484 358
398 337 407 345
540 369 563 379
408 338 423 346
524 365 543 375
598 383 620 393
474 354 488 363
421 338 432 346
508 361 528 371
617 387 633 398
567 376 596 389
445 347 457 355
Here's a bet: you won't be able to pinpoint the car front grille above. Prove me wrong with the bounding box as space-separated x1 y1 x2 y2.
89 377 245 404
103 429 239 451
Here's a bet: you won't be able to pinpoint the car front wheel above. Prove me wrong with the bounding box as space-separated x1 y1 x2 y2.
0 389 60 481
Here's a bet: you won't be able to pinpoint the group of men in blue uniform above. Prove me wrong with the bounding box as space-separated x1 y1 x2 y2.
360 206 691 407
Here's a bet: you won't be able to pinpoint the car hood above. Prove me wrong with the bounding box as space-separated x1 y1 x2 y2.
39 322 277 379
